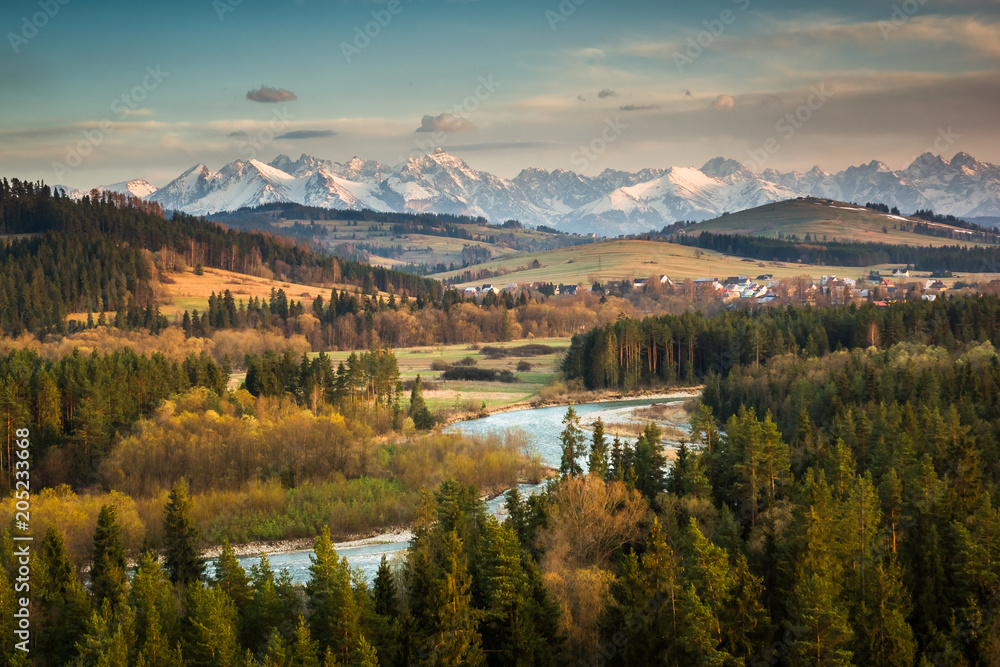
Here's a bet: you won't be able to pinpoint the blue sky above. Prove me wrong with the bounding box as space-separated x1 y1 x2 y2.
2 0 999 188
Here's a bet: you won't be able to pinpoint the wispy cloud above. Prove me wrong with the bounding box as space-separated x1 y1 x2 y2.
597 88 617 99
620 104 661 112
275 129 336 139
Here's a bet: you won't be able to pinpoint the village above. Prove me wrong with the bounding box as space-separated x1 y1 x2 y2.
458 266 953 308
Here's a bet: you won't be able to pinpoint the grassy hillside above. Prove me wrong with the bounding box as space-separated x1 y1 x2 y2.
66 266 389 323
432 238 874 287
272 217 581 270
684 198 986 248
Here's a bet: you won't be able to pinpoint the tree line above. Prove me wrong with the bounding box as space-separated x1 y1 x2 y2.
0 347 227 489
675 230 1000 272
563 294 1000 389
0 180 443 335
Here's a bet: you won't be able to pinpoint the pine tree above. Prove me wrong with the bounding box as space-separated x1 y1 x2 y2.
855 558 915 666
290 616 321 667
183 584 240 667
409 374 434 429
259 628 288 667
90 504 128 610
213 539 251 616
588 417 608 479
36 526 90 664
163 477 205 585
372 555 397 619
307 527 360 662
129 554 180 666
632 422 667 501
357 636 380 667
74 599 137 667
419 530 483 666
558 406 584 477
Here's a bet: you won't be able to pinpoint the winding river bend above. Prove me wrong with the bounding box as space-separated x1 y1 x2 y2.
223 396 687 582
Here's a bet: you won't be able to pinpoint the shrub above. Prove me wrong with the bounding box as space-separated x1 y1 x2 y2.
429 359 453 371
516 361 533 372
440 367 519 383
454 356 478 367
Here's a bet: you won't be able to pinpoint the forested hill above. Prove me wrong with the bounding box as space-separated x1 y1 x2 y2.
0 179 443 334
563 295 1000 389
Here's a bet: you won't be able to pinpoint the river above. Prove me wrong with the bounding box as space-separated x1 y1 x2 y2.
220 395 688 583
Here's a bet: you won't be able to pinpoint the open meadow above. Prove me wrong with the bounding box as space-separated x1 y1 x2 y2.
318 337 572 411
685 198 990 248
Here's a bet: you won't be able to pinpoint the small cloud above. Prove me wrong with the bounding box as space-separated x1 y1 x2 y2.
228 130 249 138
416 113 476 133
597 88 617 99
683 89 692 97
710 94 736 110
122 108 154 117
247 86 297 103
577 95 587 102
275 129 337 139
620 104 661 112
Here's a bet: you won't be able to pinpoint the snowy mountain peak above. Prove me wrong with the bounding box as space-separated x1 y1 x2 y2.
700 157 751 179
137 150 1000 235
54 179 158 200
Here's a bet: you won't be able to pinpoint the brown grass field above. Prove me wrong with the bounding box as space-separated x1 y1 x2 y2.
431 239 873 287
67 266 385 322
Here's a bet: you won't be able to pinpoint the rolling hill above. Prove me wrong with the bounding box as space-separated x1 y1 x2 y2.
680 198 994 248
431 239 874 288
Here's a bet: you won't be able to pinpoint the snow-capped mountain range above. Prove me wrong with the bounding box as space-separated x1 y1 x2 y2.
63 150 1000 235
57 179 158 200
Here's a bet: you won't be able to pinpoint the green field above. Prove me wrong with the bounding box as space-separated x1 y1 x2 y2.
685 198 988 248
273 218 583 270
317 337 571 410
431 238 879 287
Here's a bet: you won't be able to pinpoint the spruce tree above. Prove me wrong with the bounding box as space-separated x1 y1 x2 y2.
213 539 251 616
306 527 359 661
632 422 667 501
290 616 321 667
91 504 128 610
372 554 397 619
558 405 584 477
163 477 205 585
36 526 90 664
129 554 181 665
409 374 434 429
588 417 608 479
421 530 484 666
183 584 240 666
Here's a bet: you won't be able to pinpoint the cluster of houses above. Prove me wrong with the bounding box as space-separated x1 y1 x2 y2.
689 270 950 307
462 282 580 297
458 269 950 306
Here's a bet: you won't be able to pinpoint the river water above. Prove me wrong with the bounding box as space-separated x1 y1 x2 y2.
222 396 684 582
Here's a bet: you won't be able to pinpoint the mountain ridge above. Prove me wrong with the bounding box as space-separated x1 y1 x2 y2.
96 150 1000 235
